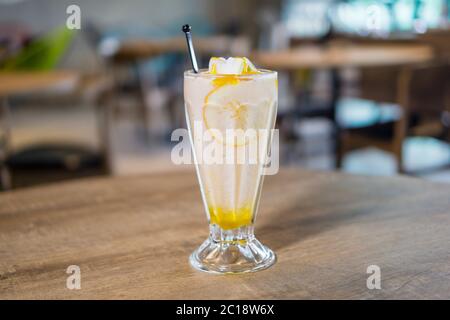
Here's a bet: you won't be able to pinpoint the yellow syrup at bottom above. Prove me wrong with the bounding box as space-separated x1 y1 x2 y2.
209 205 253 230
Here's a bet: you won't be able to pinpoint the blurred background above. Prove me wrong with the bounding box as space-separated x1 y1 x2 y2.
0 0 449 190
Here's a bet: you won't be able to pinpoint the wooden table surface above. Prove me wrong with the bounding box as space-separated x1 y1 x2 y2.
1 169 450 299
252 44 434 70
0 71 79 97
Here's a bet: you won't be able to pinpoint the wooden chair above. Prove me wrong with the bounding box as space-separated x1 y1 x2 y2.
0 98 11 190
337 63 450 173
0 25 114 190
108 35 251 143
418 30 450 63
1 73 114 189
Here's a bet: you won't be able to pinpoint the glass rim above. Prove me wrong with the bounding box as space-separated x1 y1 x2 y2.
184 68 277 79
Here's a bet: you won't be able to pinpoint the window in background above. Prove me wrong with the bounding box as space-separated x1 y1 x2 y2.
419 0 445 28
282 0 449 39
393 0 445 32
393 0 415 31
331 0 392 36
282 0 332 38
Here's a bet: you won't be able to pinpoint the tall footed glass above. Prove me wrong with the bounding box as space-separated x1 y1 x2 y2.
184 69 277 273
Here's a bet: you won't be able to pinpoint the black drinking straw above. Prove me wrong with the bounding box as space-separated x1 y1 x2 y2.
182 24 199 73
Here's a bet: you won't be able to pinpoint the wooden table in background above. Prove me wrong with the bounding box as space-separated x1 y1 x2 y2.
253 43 435 170
111 35 250 63
1 169 449 299
0 71 79 97
106 35 250 142
252 43 434 69
0 71 80 190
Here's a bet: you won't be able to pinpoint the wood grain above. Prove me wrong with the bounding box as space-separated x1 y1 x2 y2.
252 44 434 69
0 169 450 299
0 71 79 97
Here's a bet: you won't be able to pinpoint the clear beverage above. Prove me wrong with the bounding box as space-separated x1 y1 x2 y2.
184 67 277 273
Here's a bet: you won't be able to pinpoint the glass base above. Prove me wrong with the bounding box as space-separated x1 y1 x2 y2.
189 225 276 274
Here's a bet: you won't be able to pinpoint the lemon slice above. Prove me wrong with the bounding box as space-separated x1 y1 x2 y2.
203 83 272 147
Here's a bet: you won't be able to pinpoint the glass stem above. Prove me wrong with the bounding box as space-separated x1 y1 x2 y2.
209 224 255 245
